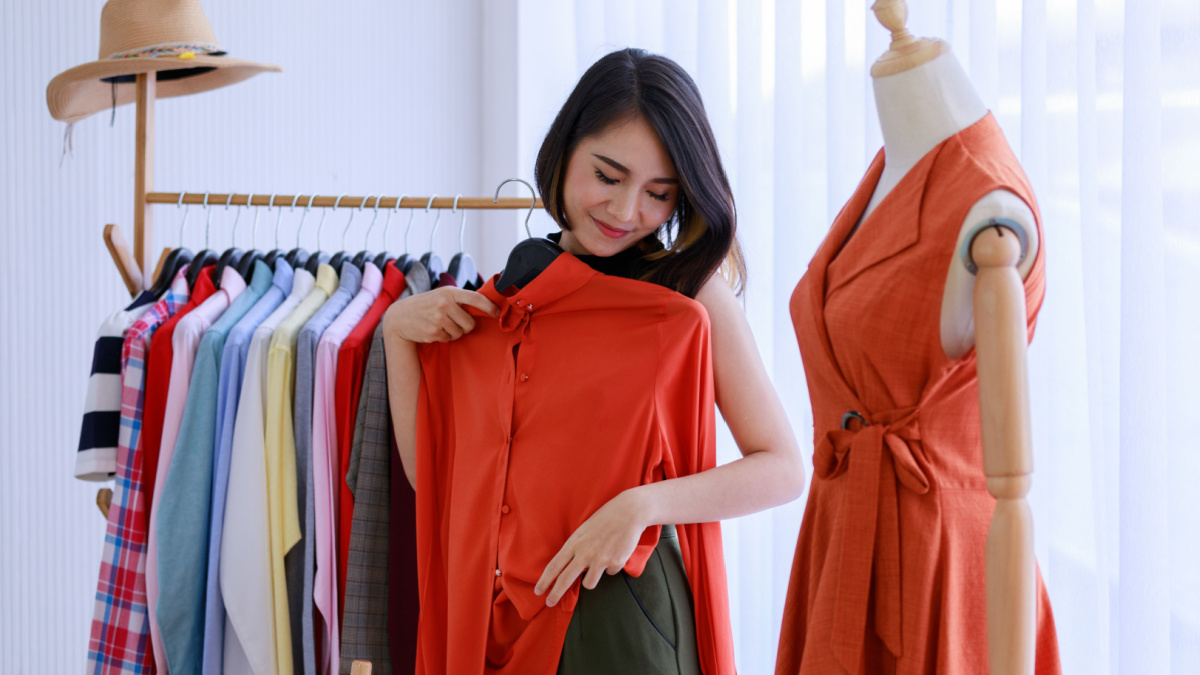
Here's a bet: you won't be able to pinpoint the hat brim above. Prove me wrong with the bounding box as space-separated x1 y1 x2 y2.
47 54 282 122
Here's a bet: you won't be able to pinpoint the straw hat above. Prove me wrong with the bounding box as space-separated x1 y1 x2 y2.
47 0 281 123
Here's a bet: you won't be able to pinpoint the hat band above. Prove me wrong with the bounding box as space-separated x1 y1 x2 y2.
106 41 222 60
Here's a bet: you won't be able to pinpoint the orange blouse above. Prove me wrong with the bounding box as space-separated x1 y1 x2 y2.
779 113 1061 674
415 253 735 674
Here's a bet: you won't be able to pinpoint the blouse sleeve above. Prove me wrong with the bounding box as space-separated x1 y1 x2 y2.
654 297 736 675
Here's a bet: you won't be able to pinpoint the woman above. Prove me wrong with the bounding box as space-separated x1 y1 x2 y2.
383 48 803 673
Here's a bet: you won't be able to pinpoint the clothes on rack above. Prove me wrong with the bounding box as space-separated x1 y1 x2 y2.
339 264 422 675
75 289 156 481
341 326 399 675
143 266 219 672
156 261 269 674
293 262 363 675
222 265 315 675
87 272 188 675
78 255 406 675
266 263 339 675
313 262 383 674
334 263 408 625
205 259 296 674
150 266 248 673
387 261 431 674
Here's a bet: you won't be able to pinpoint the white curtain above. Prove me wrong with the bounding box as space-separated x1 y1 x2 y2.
491 1 1200 672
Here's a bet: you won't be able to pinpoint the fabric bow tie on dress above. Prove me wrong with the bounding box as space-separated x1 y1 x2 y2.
812 405 930 673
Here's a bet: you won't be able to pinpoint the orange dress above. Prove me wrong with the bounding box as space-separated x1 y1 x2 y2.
414 253 735 674
778 113 1062 674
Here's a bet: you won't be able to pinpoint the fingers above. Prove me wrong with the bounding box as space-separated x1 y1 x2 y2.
545 557 588 607
454 288 500 317
581 566 606 591
446 303 477 335
386 287 502 343
437 321 463 341
536 546 572 597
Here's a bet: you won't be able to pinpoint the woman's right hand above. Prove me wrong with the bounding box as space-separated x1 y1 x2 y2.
383 287 500 343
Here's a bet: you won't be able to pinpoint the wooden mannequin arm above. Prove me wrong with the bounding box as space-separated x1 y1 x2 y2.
971 225 1036 675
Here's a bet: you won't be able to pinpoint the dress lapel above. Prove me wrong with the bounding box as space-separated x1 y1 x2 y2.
796 150 888 411
825 144 943 298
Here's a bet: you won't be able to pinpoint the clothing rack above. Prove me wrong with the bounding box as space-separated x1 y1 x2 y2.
97 71 543 675
105 191 544 298
146 193 543 210
103 74 544 296
105 191 544 297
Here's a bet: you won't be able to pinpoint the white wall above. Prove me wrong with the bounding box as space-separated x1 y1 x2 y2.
0 2 483 672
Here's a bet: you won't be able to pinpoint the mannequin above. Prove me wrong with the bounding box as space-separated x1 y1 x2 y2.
867 1 1039 672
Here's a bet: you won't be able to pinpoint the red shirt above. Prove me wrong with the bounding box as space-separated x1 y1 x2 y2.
334 262 406 616
414 253 735 674
139 266 217 525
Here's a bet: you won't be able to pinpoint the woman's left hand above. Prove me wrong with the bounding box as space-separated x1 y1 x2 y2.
535 489 652 607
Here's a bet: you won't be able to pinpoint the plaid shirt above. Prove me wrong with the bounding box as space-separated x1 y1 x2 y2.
87 273 188 675
340 325 395 675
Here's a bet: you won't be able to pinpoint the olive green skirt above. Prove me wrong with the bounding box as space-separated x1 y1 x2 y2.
556 525 702 674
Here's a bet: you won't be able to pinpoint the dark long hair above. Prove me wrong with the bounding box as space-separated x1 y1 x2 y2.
534 48 745 298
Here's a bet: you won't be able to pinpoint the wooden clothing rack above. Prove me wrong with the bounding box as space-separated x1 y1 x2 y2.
108 74 541 289
98 71 543 675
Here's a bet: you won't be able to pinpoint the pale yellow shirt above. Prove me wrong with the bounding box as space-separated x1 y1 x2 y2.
264 263 337 675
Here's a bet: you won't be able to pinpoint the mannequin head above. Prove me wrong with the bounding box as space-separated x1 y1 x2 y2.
535 48 744 297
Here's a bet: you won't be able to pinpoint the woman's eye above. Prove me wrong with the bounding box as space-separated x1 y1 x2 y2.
594 168 619 185
647 191 670 203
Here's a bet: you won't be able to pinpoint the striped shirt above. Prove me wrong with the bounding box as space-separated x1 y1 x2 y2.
76 290 157 481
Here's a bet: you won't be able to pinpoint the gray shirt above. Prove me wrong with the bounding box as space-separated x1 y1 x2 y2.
288 262 361 675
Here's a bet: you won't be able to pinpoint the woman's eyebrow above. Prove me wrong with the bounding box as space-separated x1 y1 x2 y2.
593 154 679 185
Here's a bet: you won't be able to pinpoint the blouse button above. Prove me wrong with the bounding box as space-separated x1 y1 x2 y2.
526 303 533 310
501 505 510 514
519 373 529 382
495 568 502 577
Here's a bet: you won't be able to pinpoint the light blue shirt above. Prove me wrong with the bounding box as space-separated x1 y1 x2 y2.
155 260 273 675
286 261 360 675
201 259 294 674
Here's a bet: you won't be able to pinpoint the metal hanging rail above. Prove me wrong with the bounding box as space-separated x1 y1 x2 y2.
145 192 544 210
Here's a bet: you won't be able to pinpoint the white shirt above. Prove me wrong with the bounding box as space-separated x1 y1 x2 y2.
220 268 315 675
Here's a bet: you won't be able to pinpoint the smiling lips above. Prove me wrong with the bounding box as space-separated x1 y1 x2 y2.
593 217 629 239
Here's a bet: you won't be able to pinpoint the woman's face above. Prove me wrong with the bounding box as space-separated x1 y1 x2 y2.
559 115 679 257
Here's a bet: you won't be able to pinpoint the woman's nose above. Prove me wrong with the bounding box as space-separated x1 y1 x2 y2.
608 186 638 223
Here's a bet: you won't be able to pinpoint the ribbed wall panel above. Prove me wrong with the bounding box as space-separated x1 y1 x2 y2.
0 2 481 672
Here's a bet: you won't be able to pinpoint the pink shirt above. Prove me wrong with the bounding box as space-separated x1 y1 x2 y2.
147 266 246 672
311 262 382 674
